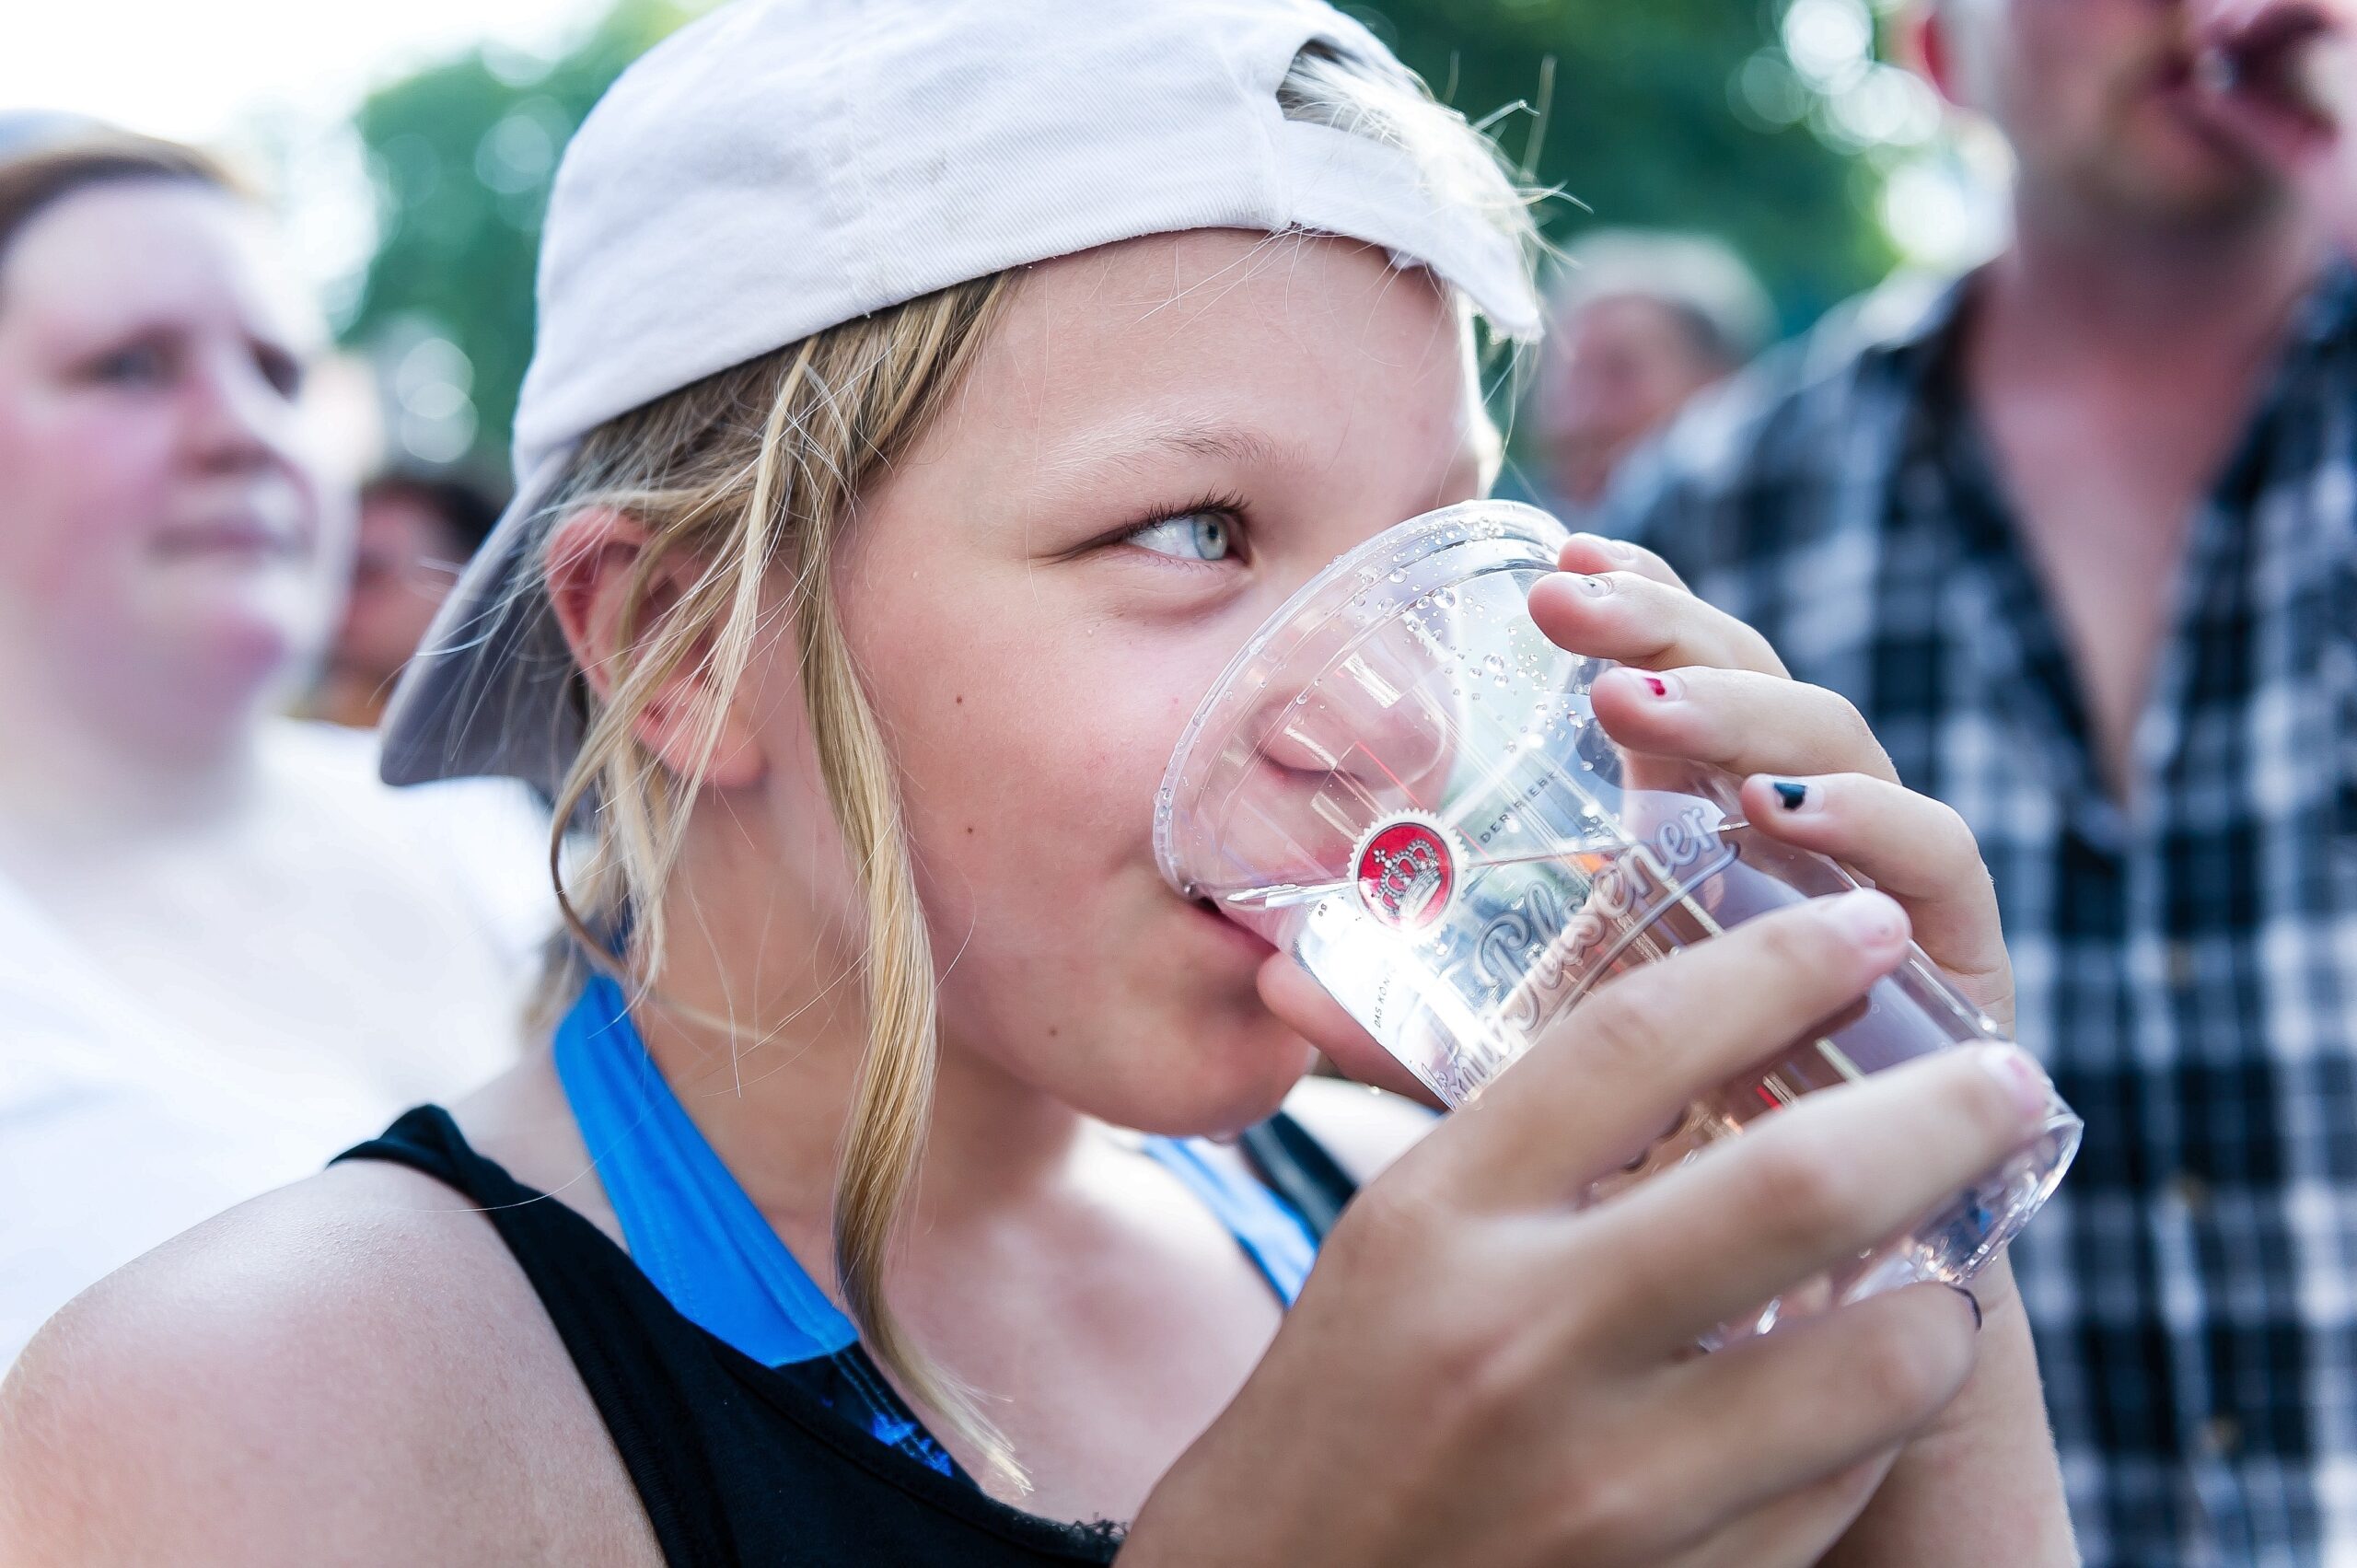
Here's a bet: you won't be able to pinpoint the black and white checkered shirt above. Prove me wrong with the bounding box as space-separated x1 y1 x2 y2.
1606 261 2357 1568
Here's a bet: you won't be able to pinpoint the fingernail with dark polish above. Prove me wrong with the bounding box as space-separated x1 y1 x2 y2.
1576 574 1615 598
1772 780 1809 812
1947 1283 1982 1332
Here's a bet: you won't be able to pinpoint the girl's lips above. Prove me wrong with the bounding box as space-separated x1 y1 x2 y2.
1187 893 1279 958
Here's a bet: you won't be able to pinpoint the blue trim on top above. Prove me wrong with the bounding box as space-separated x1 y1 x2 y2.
552 974 1323 1378
554 972 859 1364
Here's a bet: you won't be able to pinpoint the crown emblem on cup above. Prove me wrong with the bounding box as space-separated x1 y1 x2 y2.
1353 815 1457 932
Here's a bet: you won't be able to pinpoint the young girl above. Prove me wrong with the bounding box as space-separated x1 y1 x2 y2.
0 4 2079 1563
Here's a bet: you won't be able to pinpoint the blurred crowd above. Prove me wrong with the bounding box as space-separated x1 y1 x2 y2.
0 0 2351 1563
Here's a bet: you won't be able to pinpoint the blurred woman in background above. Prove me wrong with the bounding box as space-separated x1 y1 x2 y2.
0 133 547 1360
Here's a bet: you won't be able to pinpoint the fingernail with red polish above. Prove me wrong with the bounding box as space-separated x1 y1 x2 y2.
1639 672 1680 699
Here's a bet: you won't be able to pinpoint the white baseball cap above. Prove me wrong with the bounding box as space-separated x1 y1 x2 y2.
381 0 1544 794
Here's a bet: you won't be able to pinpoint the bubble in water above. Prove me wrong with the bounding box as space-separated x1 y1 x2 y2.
1483 653 1508 687
1388 569 1406 583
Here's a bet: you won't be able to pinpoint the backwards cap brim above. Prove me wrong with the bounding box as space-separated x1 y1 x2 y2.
377 461 585 796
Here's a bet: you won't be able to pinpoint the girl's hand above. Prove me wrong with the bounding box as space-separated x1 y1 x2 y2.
1127 886 2053 1567
1538 533 2074 1567
1536 531 2016 1035
1163 535 2073 1568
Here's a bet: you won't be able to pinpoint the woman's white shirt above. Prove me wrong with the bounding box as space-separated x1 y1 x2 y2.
0 718 552 1363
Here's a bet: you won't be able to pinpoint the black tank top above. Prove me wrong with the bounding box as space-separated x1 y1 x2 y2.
337 1106 1359 1567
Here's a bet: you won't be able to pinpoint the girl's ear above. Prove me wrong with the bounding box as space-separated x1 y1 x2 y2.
542 506 768 790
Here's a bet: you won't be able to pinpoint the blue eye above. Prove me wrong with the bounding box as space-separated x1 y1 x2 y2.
1126 510 1235 563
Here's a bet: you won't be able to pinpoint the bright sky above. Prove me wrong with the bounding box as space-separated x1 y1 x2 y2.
3 0 603 143
4 0 616 323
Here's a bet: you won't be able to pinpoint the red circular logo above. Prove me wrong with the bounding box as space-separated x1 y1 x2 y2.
1353 817 1456 933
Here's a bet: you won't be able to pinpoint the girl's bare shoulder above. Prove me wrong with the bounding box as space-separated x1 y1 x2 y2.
0 1158 654 1567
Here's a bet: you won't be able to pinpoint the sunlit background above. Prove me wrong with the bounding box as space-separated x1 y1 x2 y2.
6 0 2015 482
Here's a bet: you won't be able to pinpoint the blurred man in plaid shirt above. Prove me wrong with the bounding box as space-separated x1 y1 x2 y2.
1609 0 2354 1562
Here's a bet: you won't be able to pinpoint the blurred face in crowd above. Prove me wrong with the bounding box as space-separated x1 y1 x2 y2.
0 180 343 758
1924 0 2290 238
331 487 469 698
1539 293 1728 507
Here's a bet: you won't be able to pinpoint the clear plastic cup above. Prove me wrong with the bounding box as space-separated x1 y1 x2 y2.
1155 500 2079 1337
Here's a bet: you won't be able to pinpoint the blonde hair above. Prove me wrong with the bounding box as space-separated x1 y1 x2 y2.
536 41 1538 1486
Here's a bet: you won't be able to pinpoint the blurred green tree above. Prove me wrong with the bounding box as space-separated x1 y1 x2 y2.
1361 0 1897 322
342 0 1901 476
341 0 702 477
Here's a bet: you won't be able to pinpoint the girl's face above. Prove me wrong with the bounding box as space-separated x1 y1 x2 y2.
0 181 343 752
821 229 1492 1135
